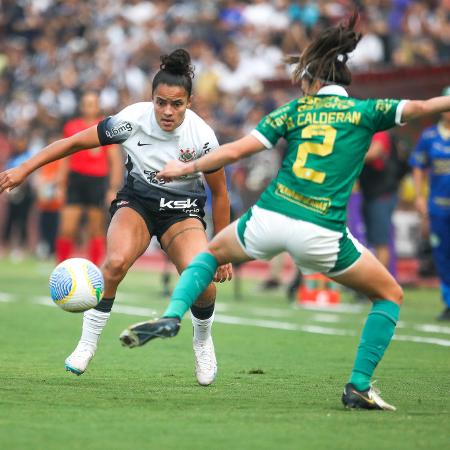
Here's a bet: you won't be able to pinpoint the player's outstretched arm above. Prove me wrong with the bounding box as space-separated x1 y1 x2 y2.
157 135 265 181
0 125 100 194
401 95 450 122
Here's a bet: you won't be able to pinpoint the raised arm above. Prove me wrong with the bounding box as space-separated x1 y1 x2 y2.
157 135 265 181
0 125 100 193
401 95 450 122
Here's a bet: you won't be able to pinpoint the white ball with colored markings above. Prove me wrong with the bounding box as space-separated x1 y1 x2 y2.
49 258 104 312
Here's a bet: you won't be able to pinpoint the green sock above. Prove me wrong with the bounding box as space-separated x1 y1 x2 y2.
163 252 218 320
349 299 400 391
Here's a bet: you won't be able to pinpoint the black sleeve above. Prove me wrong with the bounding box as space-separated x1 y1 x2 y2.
97 116 133 145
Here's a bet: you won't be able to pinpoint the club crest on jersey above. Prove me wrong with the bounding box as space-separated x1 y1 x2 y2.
179 148 196 163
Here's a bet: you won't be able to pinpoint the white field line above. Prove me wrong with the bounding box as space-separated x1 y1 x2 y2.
2 293 449 347
29 298 450 347
0 293 14 302
294 303 365 314
216 313 353 336
33 297 159 318
311 314 341 323
393 335 450 347
415 324 450 335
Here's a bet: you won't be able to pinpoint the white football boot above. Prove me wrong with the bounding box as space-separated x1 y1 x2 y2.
191 312 217 386
65 342 96 376
193 336 217 386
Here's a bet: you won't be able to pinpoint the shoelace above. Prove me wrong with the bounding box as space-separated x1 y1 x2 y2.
195 341 215 371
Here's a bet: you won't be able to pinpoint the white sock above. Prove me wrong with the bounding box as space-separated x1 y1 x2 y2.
79 308 110 350
191 311 214 342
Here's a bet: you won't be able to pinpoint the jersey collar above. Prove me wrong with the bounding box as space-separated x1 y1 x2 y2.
316 85 349 97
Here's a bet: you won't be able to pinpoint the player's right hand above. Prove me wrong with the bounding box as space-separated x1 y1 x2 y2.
0 166 28 193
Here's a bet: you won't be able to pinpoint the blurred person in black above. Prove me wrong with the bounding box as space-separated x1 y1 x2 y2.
359 131 403 271
1 131 34 261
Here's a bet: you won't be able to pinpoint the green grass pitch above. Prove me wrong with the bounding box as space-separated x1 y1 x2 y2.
0 258 449 450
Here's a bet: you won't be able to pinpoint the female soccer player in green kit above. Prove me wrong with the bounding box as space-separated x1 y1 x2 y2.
120 12 450 410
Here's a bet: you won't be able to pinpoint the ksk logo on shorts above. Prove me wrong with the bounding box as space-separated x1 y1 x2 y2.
116 200 130 207
160 198 198 209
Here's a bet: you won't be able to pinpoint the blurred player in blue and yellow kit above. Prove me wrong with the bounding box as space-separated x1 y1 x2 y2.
409 86 450 321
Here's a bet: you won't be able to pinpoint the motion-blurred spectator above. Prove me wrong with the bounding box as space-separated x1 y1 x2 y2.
1 132 34 261
359 132 401 271
35 131 64 260
55 91 123 266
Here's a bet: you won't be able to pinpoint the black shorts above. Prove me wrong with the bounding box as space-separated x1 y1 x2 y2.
109 184 207 242
66 172 108 208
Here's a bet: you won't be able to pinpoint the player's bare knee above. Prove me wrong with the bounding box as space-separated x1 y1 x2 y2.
391 283 404 305
374 282 403 305
208 246 227 266
102 254 129 282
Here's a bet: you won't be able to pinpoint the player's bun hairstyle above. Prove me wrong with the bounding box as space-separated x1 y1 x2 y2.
287 10 362 87
152 49 195 96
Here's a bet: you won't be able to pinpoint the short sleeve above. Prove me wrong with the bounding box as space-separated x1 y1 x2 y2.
97 107 135 145
409 132 430 169
196 122 221 174
365 98 407 132
200 126 220 156
252 106 289 149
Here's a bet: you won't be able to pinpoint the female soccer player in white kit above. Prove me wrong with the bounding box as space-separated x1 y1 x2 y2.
0 49 232 386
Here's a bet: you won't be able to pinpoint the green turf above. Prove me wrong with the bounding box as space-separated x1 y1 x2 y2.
0 257 449 450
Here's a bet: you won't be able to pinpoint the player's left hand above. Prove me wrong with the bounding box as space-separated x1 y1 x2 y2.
156 160 192 182
214 263 233 283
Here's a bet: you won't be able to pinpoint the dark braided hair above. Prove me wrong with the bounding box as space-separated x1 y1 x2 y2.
287 11 362 86
152 49 195 96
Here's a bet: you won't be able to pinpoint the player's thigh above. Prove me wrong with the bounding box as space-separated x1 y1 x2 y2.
330 247 403 304
58 205 83 237
160 218 209 272
104 207 151 271
208 221 253 266
86 206 106 236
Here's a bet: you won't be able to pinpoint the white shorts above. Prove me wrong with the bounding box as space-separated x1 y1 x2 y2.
235 205 364 277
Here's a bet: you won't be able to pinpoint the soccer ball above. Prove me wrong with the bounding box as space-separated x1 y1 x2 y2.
49 258 104 312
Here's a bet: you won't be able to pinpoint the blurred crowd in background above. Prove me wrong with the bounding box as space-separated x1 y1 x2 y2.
0 0 449 264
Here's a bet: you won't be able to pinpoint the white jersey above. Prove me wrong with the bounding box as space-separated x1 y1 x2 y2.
97 102 219 198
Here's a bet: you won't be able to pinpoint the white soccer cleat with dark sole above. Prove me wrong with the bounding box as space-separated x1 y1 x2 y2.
193 336 217 386
65 343 96 376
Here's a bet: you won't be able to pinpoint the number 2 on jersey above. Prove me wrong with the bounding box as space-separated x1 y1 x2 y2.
292 124 337 183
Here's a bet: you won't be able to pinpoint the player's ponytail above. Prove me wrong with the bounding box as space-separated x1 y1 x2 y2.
152 49 195 96
290 10 362 86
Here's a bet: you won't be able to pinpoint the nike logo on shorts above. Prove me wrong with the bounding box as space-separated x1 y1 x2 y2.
137 141 152 146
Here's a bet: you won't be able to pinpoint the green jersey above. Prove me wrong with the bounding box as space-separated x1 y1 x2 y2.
253 88 406 231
